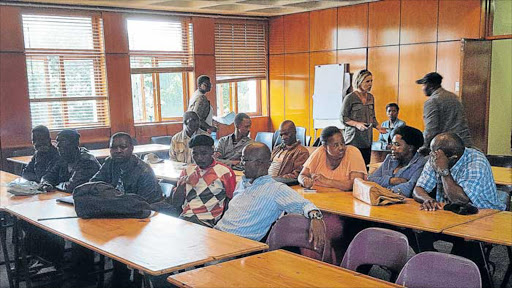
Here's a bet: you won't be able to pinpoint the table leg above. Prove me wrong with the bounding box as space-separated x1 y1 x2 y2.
479 242 494 288
0 212 15 288
501 246 512 288
12 218 32 288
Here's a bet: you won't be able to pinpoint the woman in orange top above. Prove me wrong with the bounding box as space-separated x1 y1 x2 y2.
299 126 367 191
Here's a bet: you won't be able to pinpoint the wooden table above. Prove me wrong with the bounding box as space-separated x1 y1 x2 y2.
150 160 244 183
168 250 402 288
492 167 512 186
443 211 512 246
292 185 500 233
5 200 268 276
7 144 170 165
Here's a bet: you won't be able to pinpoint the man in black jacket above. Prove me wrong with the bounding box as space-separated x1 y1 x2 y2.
22 125 60 182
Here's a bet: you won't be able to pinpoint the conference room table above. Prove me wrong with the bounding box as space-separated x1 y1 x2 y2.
0 170 70 288
4 199 268 287
6 143 170 165
167 250 402 288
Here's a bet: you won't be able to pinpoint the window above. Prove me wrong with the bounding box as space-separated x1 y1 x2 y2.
215 21 267 116
127 18 193 123
23 14 109 129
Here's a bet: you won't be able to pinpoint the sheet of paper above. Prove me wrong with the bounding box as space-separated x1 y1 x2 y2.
213 111 236 125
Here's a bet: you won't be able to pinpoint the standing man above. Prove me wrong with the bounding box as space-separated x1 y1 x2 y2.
22 125 60 182
416 72 473 151
269 120 309 179
377 103 406 150
188 75 217 133
215 113 253 168
169 111 206 163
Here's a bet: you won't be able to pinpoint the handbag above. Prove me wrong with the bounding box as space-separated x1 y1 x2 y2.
352 178 405 206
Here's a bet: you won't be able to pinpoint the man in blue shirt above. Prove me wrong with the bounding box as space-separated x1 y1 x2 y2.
215 142 325 249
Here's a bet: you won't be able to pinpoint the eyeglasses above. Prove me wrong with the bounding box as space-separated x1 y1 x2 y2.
240 157 271 166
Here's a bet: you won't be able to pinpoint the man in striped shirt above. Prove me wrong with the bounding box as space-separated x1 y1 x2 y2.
215 142 325 249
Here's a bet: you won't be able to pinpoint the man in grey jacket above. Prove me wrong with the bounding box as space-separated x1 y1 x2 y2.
416 72 473 152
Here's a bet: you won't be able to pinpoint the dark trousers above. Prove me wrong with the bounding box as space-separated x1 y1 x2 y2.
23 223 65 265
358 147 372 167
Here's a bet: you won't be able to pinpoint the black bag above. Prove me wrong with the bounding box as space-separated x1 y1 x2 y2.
73 181 152 219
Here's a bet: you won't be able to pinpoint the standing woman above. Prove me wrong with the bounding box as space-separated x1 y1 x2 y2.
341 69 386 166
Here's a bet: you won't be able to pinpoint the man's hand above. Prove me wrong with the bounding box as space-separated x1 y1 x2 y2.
37 183 53 192
390 177 408 185
308 218 326 251
430 149 449 172
420 198 442 211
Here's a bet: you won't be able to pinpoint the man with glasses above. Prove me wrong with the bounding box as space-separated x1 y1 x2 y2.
215 142 325 250
169 111 206 163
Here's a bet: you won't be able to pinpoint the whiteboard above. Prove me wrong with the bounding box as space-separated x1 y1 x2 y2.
312 64 350 129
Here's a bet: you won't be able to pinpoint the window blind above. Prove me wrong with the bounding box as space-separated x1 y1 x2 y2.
215 21 267 83
128 18 194 74
23 14 110 130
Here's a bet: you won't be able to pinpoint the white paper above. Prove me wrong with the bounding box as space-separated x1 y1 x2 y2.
213 111 236 125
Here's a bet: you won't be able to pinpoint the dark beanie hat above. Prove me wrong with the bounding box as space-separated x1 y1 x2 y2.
57 129 80 144
392 126 424 151
189 134 214 148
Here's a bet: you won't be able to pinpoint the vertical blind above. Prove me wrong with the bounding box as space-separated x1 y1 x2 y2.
23 14 110 130
127 18 194 73
215 21 267 83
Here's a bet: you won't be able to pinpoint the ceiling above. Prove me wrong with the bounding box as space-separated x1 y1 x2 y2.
9 0 380 17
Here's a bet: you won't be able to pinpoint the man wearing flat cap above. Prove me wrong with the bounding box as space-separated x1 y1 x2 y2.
416 72 473 153
39 129 100 193
175 134 236 227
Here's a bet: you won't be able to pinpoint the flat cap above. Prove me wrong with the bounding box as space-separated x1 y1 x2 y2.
189 134 214 148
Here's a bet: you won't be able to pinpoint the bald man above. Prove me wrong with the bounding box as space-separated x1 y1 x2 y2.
413 132 504 211
170 111 207 163
215 142 325 249
269 120 309 179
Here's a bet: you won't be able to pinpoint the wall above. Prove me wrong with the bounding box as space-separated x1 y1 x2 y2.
0 5 269 170
488 39 512 155
268 0 483 141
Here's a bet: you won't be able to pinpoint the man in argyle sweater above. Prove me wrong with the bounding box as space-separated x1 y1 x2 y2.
177 134 236 227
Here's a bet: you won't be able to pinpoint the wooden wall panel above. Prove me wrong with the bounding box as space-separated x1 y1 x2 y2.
0 53 32 148
192 17 215 55
310 8 337 52
309 51 337 138
337 48 367 75
106 54 135 135
0 6 24 52
368 0 400 47
102 12 128 54
337 4 368 49
284 12 310 53
436 41 461 96
135 124 173 144
284 53 310 132
399 43 437 130
438 0 481 41
368 46 399 132
400 0 439 44
269 16 284 55
269 55 285 130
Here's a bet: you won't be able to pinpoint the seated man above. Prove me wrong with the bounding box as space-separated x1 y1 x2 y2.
269 120 309 179
175 135 236 227
413 132 505 211
215 113 253 168
90 132 162 287
215 142 325 248
169 111 206 164
377 103 406 149
39 129 100 193
368 126 427 197
299 126 366 191
22 125 60 182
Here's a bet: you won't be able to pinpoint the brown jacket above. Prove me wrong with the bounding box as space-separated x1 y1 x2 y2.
270 141 310 179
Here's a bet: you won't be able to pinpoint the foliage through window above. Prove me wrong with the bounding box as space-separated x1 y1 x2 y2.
216 80 263 117
23 14 109 129
127 18 193 123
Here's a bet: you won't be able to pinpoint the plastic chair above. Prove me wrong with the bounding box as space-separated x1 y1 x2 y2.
341 228 409 281
273 130 281 148
255 132 274 151
396 251 482 288
273 126 307 148
267 214 331 262
150 135 172 146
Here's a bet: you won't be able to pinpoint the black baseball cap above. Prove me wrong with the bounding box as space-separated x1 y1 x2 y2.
416 72 443 85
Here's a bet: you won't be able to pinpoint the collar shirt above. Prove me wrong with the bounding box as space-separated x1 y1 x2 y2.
90 155 163 204
416 148 505 210
214 175 317 241
169 129 207 164
179 160 236 227
215 133 254 165
368 152 427 197
377 119 406 149
22 145 60 183
269 141 310 179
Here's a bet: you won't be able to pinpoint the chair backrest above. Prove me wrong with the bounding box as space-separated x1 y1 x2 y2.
267 214 330 262
273 130 281 148
255 132 274 151
273 127 307 148
486 155 512 168
341 228 409 277
151 135 172 146
396 251 481 288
